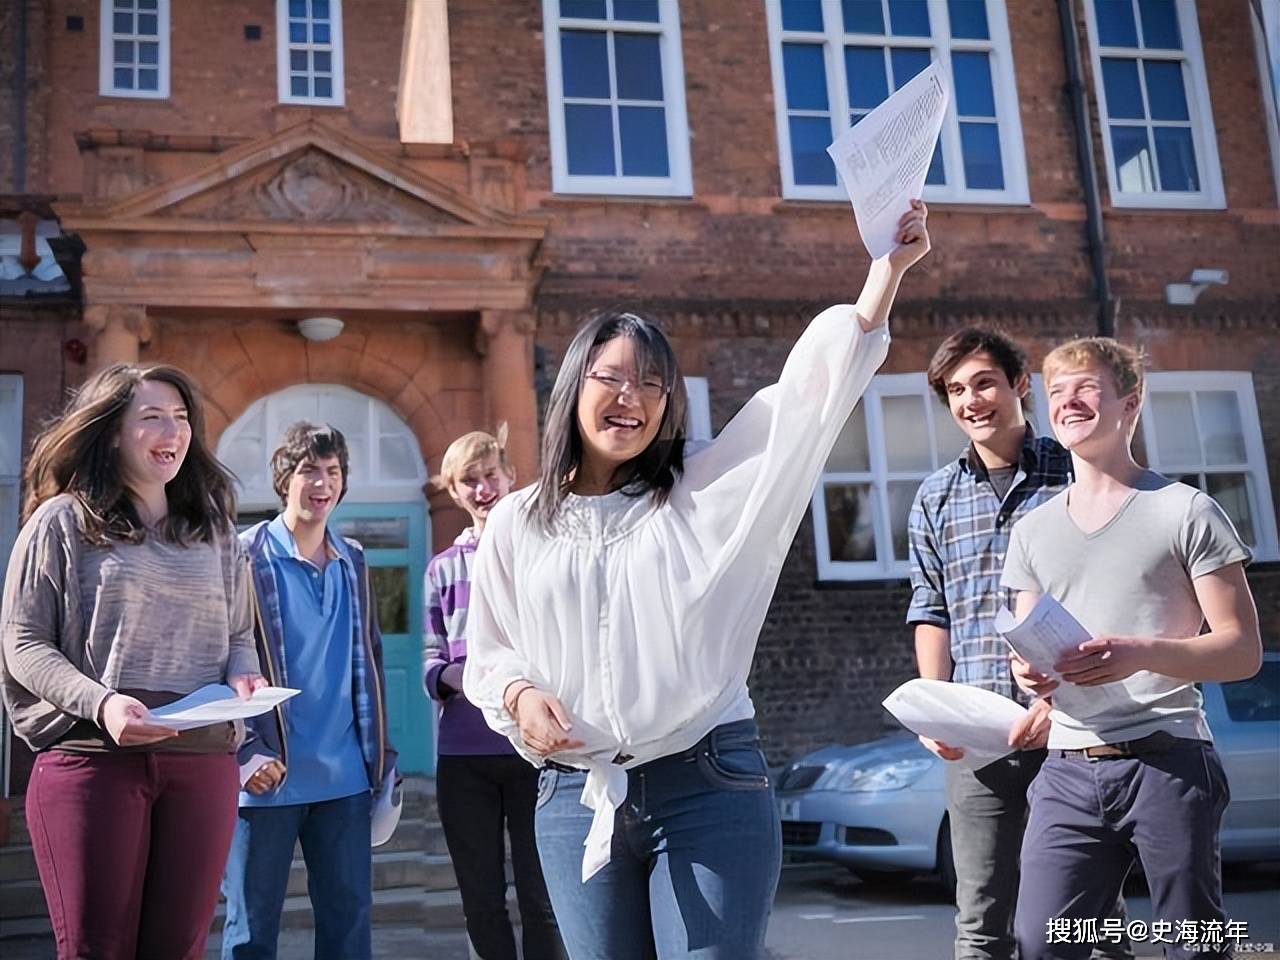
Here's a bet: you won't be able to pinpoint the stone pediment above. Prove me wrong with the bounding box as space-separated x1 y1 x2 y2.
87 119 538 236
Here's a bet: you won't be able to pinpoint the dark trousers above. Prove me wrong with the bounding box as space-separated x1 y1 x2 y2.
436 754 566 960
26 748 239 960
220 791 373 960
946 751 1131 960
1016 741 1232 960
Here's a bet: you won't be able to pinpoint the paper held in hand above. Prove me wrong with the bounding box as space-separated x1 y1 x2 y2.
993 594 1092 679
826 59 949 259
146 683 300 731
882 678 1026 768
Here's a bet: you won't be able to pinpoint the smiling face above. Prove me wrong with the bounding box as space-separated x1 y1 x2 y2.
943 351 1028 447
575 335 669 483
117 378 192 495
283 454 344 527
1046 362 1141 455
449 453 514 527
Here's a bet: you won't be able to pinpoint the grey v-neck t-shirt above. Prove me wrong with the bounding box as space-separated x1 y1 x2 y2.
1001 473 1251 749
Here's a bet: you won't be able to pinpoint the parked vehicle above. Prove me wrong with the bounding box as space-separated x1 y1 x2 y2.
776 654 1280 889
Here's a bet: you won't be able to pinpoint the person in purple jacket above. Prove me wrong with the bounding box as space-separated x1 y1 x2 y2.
424 425 565 960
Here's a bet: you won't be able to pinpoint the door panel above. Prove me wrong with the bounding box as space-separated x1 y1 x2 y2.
333 501 433 775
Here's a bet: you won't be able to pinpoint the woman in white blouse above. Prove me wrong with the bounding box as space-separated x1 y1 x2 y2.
464 202 931 959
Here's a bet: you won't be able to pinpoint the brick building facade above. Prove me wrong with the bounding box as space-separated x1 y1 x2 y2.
1 0 1278 784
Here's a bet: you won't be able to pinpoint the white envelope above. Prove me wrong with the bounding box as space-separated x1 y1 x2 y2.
371 766 402 848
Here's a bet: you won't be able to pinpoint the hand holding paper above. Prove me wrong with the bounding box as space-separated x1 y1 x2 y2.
883 678 1027 768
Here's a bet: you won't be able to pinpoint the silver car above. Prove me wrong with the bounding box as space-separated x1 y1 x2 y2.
776 653 1280 889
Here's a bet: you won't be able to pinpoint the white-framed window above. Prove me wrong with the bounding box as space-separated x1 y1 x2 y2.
1251 0 1280 204
812 373 968 580
99 0 170 99
684 376 712 441
1083 0 1224 208
542 0 693 196
277 0 345 106
217 384 427 508
765 0 1029 203
0 376 23 586
1140 372 1279 561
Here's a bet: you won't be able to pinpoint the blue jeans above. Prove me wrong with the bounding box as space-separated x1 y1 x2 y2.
534 719 782 960
220 791 372 960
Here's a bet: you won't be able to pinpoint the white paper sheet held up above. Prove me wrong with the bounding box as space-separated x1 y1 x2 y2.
826 60 948 259
882 679 1026 768
146 684 300 731
993 594 1091 678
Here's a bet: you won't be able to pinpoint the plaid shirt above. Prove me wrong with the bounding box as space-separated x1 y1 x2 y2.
906 429 1073 701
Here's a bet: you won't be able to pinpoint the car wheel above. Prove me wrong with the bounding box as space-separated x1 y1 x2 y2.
937 816 957 897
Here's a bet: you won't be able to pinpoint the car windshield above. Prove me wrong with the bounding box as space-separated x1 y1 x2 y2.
1221 661 1280 723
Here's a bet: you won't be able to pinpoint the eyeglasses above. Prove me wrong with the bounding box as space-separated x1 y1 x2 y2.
584 371 668 401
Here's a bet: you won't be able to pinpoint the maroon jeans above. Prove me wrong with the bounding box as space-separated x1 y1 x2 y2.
26 748 239 960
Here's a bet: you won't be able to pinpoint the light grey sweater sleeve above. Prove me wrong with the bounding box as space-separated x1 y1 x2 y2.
222 533 261 681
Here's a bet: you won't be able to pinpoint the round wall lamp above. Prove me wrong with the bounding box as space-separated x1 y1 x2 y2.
296 316 345 342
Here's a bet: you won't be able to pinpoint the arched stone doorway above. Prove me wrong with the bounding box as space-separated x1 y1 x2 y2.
218 384 436 775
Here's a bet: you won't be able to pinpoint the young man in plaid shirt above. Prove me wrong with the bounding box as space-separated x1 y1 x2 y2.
906 329 1129 960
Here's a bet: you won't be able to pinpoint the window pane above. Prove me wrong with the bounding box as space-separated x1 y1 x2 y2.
1111 126 1155 192
789 116 838 185
1101 58 1144 119
379 435 421 481
1094 0 1139 47
138 40 158 65
1137 0 1180 49
291 50 308 72
312 0 330 18
138 13 157 35
887 0 930 37
114 66 134 89
613 0 660 22
138 0 157 8
0 381 21 474
114 11 133 34
138 68 158 90
289 0 307 17
313 22 331 43
115 40 134 64
842 0 885 35
1205 473 1256 547
290 20 307 42
560 0 607 17
882 395 933 471
933 410 967 464
782 0 825 32
1150 392 1201 465
890 48 930 88
615 34 663 101
783 43 829 110
926 141 945 184
291 75 309 97
947 0 989 40
561 31 611 98
829 404 870 472
619 105 670 176
334 516 410 550
314 50 332 72
952 51 995 117
889 480 920 561
1153 127 1199 191
960 121 1004 189
314 76 333 98
565 103 616 175
824 484 877 562
845 47 889 111
1144 60 1188 121
0 483 17 588
1197 392 1247 466
370 566 410 634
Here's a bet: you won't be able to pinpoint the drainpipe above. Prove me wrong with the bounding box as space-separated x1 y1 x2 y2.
1058 0 1115 337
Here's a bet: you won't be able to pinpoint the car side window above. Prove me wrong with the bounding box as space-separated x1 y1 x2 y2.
1220 661 1280 723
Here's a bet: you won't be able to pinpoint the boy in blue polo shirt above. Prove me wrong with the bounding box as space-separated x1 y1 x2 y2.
221 422 396 960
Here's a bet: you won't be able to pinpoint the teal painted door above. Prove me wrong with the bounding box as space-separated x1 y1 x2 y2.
332 502 434 775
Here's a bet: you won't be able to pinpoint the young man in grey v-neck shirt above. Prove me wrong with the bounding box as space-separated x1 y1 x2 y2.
1003 337 1261 960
